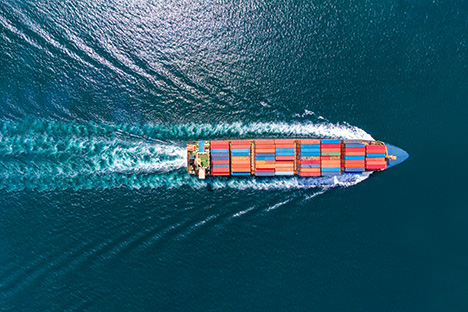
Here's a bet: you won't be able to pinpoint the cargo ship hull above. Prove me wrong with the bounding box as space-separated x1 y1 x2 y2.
187 139 408 179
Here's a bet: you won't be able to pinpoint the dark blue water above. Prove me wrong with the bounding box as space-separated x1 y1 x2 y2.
1 0 468 311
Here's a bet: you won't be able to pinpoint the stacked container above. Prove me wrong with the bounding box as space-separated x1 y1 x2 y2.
365 144 387 170
297 139 321 177
254 140 275 176
321 139 341 176
342 140 365 173
210 141 230 176
230 140 252 176
274 139 295 176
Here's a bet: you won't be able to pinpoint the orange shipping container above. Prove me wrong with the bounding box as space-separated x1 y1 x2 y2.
231 160 251 165
321 160 341 164
321 163 341 168
255 140 275 145
231 168 251 172
255 144 275 149
299 168 321 172
321 148 341 153
274 139 294 144
299 139 321 144
255 160 276 164
231 156 250 161
255 148 276 153
255 164 276 169
299 172 321 177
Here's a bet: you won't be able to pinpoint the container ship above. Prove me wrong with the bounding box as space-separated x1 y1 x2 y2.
187 139 408 179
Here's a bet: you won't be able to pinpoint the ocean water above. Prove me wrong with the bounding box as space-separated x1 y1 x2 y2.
1 0 468 311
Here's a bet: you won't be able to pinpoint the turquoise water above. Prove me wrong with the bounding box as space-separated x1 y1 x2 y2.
1 0 468 311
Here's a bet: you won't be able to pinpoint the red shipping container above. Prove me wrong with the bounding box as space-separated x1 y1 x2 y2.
343 159 366 164
365 157 386 163
365 164 387 170
211 172 230 176
344 163 365 168
276 156 295 161
211 160 230 165
299 160 321 164
299 172 321 177
255 144 275 148
231 140 250 145
321 144 341 148
231 164 251 168
320 156 340 160
366 145 386 151
211 168 230 173
211 140 229 144
210 144 229 148
321 148 341 153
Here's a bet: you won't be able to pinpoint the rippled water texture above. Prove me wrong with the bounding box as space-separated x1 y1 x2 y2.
1 0 468 311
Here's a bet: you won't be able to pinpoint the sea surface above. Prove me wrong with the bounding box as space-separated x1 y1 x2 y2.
1 0 468 311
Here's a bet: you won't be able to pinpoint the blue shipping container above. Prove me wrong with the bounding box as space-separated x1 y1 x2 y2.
344 143 365 148
274 171 294 176
231 148 250 153
211 164 229 169
321 140 341 144
366 153 386 157
321 172 340 176
344 167 364 172
256 157 275 161
300 164 320 168
211 156 229 161
321 168 341 172
232 172 251 176
211 149 229 153
255 172 275 177
344 156 365 160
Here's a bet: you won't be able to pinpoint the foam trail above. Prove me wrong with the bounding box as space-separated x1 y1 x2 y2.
0 119 373 191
